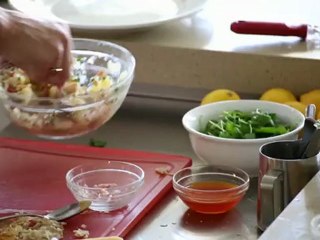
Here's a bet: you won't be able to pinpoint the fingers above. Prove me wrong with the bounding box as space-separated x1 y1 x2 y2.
46 41 65 86
0 11 73 87
31 42 64 86
59 25 73 85
46 23 72 86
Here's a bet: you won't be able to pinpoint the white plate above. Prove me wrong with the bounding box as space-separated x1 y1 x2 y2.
8 0 207 31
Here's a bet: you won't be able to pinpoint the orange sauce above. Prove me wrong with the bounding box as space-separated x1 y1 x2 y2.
179 180 244 214
191 181 237 190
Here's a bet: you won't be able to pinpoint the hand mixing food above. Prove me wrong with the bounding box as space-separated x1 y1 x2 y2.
0 39 135 139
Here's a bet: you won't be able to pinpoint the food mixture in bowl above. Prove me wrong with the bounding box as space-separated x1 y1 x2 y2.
0 216 64 240
0 42 134 139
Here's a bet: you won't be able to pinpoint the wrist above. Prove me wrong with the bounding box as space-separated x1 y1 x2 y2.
0 8 10 55
0 9 12 54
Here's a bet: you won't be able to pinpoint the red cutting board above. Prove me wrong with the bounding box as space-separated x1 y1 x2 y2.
0 137 192 239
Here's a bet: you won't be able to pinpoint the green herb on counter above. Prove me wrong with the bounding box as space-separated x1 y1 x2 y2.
202 109 293 139
89 138 107 147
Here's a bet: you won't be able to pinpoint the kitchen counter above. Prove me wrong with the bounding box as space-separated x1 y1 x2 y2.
72 0 320 60
259 171 320 240
2 1 320 95
1 89 320 240
0 2 320 238
0 95 260 240
3 0 320 59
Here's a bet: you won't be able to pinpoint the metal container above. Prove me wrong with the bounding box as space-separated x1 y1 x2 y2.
257 140 320 231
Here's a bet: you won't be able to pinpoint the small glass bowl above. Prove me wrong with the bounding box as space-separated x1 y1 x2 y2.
66 161 144 212
173 165 250 214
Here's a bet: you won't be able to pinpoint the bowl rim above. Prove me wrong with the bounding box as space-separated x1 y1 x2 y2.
0 38 136 103
66 161 144 191
172 164 250 194
182 99 305 143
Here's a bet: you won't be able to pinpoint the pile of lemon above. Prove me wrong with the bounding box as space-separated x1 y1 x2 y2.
201 88 320 119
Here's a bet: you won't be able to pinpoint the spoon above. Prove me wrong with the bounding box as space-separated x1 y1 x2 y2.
298 104 317 158
0 200 91 222
301 125 320 158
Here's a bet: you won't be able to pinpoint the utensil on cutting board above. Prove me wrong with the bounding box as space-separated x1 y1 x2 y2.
298 104 317 158
230 20 320 39
0 200 91 221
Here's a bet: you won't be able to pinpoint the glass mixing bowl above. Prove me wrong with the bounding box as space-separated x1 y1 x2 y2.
0 38 135 139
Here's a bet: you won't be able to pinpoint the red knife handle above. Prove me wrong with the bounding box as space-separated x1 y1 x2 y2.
230 21 308 39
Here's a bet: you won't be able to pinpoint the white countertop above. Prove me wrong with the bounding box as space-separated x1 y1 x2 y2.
259 171 320 240
3 0 320 59
107 0 320 59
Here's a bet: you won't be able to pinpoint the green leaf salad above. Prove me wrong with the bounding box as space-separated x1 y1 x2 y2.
202 109 294 139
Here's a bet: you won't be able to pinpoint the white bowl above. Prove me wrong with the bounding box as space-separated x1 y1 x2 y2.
182 100 305 176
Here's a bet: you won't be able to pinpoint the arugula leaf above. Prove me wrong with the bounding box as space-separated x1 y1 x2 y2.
89 138 107 147
202 108 293 139
255 126 288 135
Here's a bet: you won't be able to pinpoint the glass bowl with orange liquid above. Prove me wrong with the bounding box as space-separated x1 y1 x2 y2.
173 165 250 214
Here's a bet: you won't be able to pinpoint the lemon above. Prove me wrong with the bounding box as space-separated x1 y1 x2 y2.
260 88 296 103
201 89 240 105
300 90 320 112
284 101 307 114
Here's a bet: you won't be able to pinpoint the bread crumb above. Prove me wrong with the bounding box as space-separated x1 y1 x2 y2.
73 228 90 238
80 209 90 215
80 224 87 229
155 167 173 176
94 183 117 188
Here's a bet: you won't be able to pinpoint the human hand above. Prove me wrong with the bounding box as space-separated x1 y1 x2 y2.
0 10 73 86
